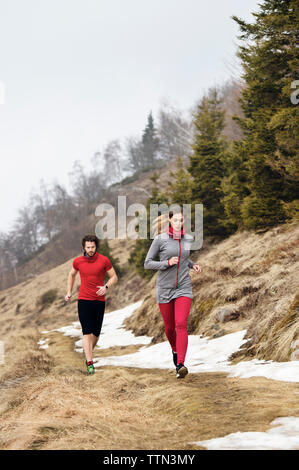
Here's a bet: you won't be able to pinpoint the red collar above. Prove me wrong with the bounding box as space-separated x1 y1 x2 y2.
166 224 186 239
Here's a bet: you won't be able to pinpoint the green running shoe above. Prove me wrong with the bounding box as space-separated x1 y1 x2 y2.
85 359 95 375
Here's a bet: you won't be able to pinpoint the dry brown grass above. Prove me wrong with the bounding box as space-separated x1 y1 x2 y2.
252 289 299 361
0 327 298 450
1 216 298 364
126 221 299 362
0 219 299 449
257 237 298 272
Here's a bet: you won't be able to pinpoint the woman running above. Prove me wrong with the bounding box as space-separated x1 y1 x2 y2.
144 209 201 378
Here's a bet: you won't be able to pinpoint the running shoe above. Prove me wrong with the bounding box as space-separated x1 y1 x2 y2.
85 359 95 375
176 363 188 379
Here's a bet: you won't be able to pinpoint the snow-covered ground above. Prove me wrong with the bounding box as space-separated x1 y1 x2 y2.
39 299 299 450
191 417 299 450
41 299 299 383
37 338 49 349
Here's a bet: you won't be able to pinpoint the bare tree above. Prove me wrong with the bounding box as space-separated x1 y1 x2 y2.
10 203 39 265
68 159 104 208
157 100 193 161
220 79 244 142
50 182 77 227
30 179 58 243
102 139 124 185
124 136 146 173
0 231 17 287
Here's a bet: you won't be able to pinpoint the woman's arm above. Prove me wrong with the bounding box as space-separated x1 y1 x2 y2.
144 236 169 271
187 259 195 269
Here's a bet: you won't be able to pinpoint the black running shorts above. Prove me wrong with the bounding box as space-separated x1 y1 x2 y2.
77 299 105 337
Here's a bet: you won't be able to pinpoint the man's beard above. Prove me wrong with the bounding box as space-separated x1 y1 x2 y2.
84 250 96 257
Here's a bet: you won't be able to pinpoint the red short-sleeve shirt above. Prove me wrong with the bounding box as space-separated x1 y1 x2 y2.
72 252 112 301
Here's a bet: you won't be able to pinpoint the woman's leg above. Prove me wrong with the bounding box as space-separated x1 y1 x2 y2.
174 296 192 365
158 300 176 352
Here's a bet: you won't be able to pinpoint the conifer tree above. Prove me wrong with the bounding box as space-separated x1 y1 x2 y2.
188 88 230 237
166 155 193 205
141 111 160 168
232 0 298 229
128 172 169 279
220 139 250 231
165 156 195 233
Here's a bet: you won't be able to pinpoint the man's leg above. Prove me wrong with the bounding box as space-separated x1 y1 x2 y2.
91 333 99 349
82 334 94 362
78 300 95 363
91 300 105 349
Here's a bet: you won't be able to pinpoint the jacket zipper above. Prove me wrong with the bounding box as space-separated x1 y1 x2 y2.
176 239 181 288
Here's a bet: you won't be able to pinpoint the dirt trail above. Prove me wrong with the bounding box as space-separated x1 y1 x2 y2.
0 328 298 450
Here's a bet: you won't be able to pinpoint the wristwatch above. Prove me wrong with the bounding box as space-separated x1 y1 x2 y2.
105 284 109 289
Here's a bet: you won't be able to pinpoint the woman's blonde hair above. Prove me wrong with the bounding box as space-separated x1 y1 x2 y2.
152 208 184 237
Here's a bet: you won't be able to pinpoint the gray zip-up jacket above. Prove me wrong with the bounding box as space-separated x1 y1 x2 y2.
144 232 195 303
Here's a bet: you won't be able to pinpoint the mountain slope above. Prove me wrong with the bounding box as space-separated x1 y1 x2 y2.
125 221 299 362
0 221 298 449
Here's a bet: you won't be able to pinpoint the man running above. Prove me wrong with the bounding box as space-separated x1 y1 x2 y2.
65 234 118 375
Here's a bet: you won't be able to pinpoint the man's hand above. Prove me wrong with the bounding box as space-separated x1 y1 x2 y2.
65 292 72 301
192 264 201 274
96 285 107 296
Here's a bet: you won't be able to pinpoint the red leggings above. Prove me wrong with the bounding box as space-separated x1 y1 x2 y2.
158 296 192 365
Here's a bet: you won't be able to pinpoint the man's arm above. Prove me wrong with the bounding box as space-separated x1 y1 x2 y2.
65 266 78 301
96 266 118 297
105 267 118 288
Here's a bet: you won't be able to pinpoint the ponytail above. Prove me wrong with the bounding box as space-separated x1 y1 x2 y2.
152 213 169 237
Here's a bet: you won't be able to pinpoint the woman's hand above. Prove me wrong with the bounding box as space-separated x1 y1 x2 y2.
192 264 201 274
168 256 179 266
65 292 72 301
96 285 107 296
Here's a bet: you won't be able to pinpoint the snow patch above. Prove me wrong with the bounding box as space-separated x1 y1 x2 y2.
191 417 299 450
50 300 299 383
37 338 49 350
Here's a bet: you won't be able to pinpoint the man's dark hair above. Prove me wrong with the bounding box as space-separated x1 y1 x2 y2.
81 234 99 251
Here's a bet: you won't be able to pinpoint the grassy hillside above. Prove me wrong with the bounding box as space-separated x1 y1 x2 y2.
0 216 298 364
0 218 298 449
0 220 298 365
0 325 298 449
125 221 299 362
0 162 173 291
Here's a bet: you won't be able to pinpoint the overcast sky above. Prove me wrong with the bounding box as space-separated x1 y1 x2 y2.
0 0 260 234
